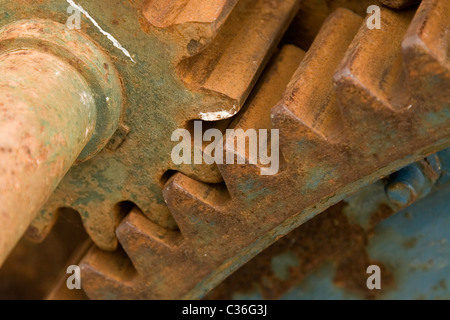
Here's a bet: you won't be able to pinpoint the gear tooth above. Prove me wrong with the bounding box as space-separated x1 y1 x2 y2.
143 0 238 29
271 102 350 186
271 103 327 161
217 45 304 199
334 8 415 153
333 64 397 132
273 9 362 146
80 246 137 300
83 208 206 300
116 209 183 276
29 196 123 251
87 203 243 300
114 210 200 299
334 7 413 110
171 0 300 184
402 0 450 105
26 205 59 243
271 8 362 163
178 0 300 120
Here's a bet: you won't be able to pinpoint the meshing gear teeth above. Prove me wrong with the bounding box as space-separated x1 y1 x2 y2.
10 0 299 252
80 1 450 299
81 44 310 299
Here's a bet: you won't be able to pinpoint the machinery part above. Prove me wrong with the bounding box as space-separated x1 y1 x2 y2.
385 154 441 207
45 239 92 300
78 1 450 299
208 163 450 300
0 19 122 265
0 20 123 161
379 0 421 9
284 0 376 50
0 0 449 300
0 208 89 300
0 0 301 253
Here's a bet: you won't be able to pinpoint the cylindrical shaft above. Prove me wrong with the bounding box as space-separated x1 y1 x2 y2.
0 49 97 265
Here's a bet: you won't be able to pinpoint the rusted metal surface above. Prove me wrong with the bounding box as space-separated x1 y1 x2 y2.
0 19 122 265
207 168 450 300
207 193 396 300
0 0 301 254
144 0 239 29
284 0 376 50
0 208 88 299
0 0 449 300
78 1 450 299
177 0 298 114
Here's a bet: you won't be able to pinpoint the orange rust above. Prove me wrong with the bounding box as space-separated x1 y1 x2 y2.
207 202 395 300
379 0 420 9
143 0 238 28
1 0 448 301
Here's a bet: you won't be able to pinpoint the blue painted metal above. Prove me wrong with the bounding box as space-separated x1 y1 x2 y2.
215 148 450 300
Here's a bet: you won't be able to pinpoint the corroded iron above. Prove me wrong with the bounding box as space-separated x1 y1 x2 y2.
0 47 95 265
0 19 122 265
385 154 441 207
79 1 450 299
379 0 421 9
0 0 449 300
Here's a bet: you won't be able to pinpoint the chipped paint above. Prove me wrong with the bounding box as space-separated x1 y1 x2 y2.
199 105 238 121
66 0 136 63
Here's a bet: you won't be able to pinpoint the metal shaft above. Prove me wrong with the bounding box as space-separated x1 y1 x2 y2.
0 49 97 265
